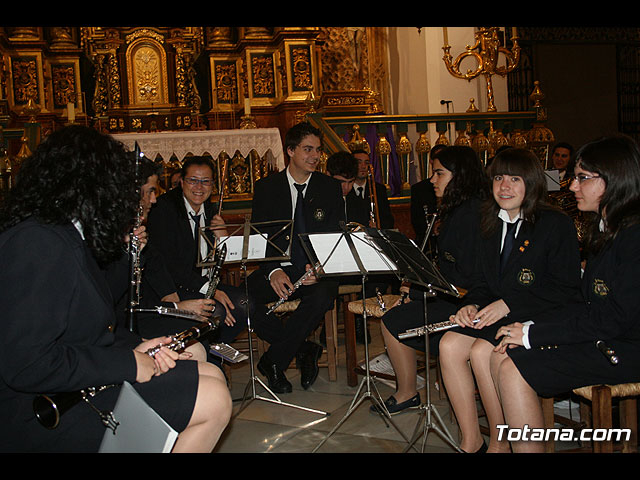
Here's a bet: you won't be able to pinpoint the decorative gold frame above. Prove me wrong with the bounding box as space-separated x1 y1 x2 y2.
283 40 320 102
209 55 244 112
7 50 46 113
125 36 170 107
47 57 83 114
245 48 282 107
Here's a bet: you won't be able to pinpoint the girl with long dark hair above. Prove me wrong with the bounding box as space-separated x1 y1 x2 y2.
0 126 231 452
374 146 490 415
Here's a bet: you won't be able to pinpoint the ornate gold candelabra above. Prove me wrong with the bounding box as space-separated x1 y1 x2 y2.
442 27 520 112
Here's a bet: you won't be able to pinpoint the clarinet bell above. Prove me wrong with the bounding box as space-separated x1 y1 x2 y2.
33 391 82 429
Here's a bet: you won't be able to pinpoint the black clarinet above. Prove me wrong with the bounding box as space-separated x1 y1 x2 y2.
205 244 227 301
127 141 143 333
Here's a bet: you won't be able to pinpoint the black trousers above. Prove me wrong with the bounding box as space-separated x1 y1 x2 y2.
245 266 338 371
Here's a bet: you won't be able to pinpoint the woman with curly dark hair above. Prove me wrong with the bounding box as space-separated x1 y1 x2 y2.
0 125 231 453
492 135 640 452
439 147 582 453
372 146 490 416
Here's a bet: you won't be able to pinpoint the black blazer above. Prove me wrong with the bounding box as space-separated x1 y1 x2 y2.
464 208 583 321
435 197 483 290
146 186 217 297
530 223 640 349
0 219 138 444
250 169 344 277
410 179 437 245
352 181 394 229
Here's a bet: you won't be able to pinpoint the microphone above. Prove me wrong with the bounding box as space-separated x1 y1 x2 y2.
440 99 452 105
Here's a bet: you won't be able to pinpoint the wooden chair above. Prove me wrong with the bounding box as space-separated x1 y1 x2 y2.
571 382 640 453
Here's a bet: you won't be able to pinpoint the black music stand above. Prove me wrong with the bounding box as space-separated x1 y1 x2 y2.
366 227 463 453
199 217 328 417
302 225 415 452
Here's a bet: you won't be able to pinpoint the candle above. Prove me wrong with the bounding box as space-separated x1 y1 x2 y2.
244 98 251 115
67 103 75 122
443 27 449 46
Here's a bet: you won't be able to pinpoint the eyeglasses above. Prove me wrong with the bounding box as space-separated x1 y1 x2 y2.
184 177 214 187
571 174 601 184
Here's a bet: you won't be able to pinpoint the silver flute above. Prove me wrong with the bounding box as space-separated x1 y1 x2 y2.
399 318 480 339
266 262 322 315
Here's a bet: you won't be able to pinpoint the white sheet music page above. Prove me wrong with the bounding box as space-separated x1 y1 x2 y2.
219 234 267 262
307 231 396 275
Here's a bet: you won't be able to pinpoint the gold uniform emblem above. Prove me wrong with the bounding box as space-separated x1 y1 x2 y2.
313 208 325 221
593 279 609 296
443 251 456 263
517 268 535 286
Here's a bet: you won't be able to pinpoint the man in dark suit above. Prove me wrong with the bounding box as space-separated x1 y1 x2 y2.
247 122 343 393
325 150 361 225
351 149 394 229
146 156 249 347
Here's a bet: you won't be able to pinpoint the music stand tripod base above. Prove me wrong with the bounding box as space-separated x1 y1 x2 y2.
403 289 462 453
204 218 329 419
311 277 414 453
232 262 328 419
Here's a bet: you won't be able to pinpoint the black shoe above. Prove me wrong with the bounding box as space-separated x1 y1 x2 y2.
370 393 421 416
296 341 323 390
257 354 292 394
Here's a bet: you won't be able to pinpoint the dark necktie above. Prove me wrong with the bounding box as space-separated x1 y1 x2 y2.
500 221 518 274
292 183 307 267
190 212 201 264
357 186 364 199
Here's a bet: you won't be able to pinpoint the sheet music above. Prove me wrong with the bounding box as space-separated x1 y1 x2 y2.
219 234 267 261
307 231 396 275
98 381 178 453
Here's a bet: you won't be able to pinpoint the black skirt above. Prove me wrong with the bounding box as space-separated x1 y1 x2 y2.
507 339 640 398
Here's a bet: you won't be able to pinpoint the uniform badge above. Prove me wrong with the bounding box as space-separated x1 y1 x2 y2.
593 278 609 296
313 208 325 222
517 268 535 286
443 251 456 263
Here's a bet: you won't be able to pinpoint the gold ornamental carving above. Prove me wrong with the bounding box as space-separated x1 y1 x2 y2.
127 40 169 106
51 63 78 109
10 56 39 105
249 52 277 98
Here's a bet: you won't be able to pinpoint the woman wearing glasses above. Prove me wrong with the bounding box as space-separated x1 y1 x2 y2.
146 156 250 349
438 147 582 453
492 135 640 452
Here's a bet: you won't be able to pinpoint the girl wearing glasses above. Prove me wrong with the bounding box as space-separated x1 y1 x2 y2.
492 135 640 452
439 148 582 453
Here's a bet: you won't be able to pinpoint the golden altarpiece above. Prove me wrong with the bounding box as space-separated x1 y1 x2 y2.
0 26 555 239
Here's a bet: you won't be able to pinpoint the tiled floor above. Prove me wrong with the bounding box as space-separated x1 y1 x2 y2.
213 318 464 454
